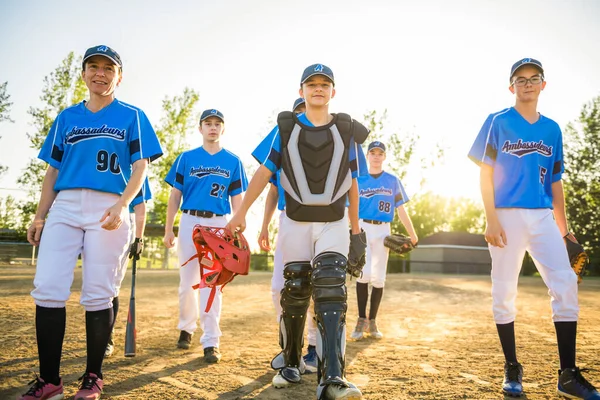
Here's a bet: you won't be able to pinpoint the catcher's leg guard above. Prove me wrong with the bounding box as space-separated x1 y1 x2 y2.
271 261 312 374
311 252 349 394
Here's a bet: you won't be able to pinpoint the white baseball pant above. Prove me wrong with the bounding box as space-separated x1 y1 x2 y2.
356 220 391 288
32 189 130 311
177 212 227 349
490 208 579 324
114 212 136 297
271 211 317 346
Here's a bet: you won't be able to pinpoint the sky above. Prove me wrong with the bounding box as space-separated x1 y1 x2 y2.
1 0 600 207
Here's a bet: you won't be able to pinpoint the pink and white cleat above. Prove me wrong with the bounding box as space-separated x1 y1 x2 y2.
74 373 103 400
18 375 64 400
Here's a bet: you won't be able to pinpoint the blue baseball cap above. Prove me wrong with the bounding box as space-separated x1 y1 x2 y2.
83 45 122 69
301 64 335 86
368 141 386 152
292 98 305 112
200 109 225 123
510 58 544 81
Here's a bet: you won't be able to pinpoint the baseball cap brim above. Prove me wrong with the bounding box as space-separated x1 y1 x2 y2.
83 53 122 68
301 73 335 85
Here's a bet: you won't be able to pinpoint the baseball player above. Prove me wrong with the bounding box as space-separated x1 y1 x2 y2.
468 58 599 399
350 141 418 341
227 64 369 400
105 179 151 358
20 45 162 400
257 97 319 373
163 109 247 364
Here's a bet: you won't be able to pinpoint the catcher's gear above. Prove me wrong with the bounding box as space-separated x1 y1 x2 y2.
347 229 367 277
564 233 588 284
128 237 143 260
271 262 312 373
182 225 250 312
384 234 416 255
311 252 349 397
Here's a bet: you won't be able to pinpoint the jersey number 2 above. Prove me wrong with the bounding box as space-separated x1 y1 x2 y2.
210 183 226 199
96 150 120 174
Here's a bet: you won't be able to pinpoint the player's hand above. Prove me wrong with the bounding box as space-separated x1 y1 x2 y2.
485 219 507 248
258 229 271 251
27 219 45 246
410 234 419 247
128 237 144 260
226 212 247 233
163 231 176 248
100 202 126 230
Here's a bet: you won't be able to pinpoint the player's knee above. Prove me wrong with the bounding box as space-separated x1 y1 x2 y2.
312 252 347 304
282 262 312 310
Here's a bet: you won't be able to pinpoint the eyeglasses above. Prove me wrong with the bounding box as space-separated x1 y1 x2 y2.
512 75 544 87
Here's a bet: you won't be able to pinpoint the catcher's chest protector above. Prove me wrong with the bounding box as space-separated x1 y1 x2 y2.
277 112 368 222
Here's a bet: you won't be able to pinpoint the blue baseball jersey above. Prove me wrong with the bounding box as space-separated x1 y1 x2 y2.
129 177 152 213
165 147 247 215
38 100 163 195
358 172 408 222
252 113 367 178
468 107 563 209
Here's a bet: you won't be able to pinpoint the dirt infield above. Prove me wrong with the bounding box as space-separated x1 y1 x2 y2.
1 267 599 400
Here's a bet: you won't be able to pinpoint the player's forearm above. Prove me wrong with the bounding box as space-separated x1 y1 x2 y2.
261 184 278 231
34 166 60 220
165 189 182 232
230 194 243 215
120 159 149 207
480 165 499 224
237 165 272 216
397 205 418 241
551 180 569 236
348 179 360 234
133 203 147 238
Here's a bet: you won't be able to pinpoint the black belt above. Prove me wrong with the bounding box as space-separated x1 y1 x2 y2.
182 210 223 218
363 219 384 225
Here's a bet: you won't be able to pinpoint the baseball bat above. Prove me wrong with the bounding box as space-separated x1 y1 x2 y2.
124 257 137 357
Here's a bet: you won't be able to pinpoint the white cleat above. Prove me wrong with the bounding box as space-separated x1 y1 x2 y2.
272 367 301 388
324 383 363 400
368 319 383 339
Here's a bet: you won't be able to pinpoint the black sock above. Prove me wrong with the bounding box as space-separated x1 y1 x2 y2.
369 287 384 320
110 297 119 335
555 321 577 370
356 282 368 319
496 322 517 363
85 308 113 377
36 306 66 385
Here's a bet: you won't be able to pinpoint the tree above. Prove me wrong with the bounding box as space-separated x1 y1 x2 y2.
0 195 20 230
0 81 13 176
147 88 200 224
0 81 13 124
563 95 600 273
17 52 87 225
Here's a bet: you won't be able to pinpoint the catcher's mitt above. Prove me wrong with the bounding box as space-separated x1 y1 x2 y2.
564 233 588 284
347 229 367 278
384 234 416 255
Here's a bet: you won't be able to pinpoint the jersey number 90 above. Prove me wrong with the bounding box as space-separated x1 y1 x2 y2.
96 150 121 174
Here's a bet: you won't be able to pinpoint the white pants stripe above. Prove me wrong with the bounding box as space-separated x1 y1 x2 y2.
177 213 227 349
490 208 578 324
356 220 391 288
32 189 130 311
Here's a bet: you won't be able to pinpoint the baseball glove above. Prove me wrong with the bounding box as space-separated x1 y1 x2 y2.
347 229 367 278
564 234 588 284
384 234 416 255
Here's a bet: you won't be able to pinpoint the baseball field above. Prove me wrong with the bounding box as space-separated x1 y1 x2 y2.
1 266 599 400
